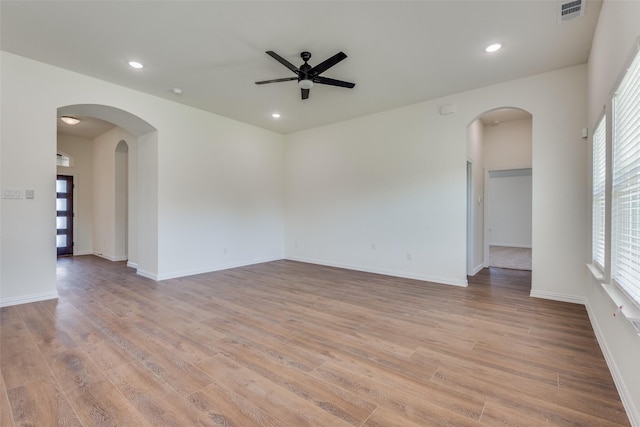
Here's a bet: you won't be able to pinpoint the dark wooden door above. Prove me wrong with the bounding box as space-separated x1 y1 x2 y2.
56 175 74 256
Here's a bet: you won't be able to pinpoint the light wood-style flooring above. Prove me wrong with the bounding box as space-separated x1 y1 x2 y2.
0 256 631 426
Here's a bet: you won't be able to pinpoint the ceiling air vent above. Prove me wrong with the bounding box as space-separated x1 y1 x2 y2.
558 0 585 22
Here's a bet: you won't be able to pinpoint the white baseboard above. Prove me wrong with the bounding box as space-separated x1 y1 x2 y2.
285 256 469 287
490 243 532 249
0 290 59 308
469 263 484 276
93 253 127 262
148 256 284 281
127 261 139 269
136 268 158 281
585 301 640 427
529 289 587 305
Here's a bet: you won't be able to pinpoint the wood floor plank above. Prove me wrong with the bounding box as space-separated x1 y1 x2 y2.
49 348 109 393
361 406 433 427
0 373 15 427
0 257 631 426
65 379 153 427
103 321 215 397
479 398 558 426
0 320 55 390
311 364 482 427
212 336 376 425
7 380 82 427
411 345 559 391
0 305 22 328
430 365 629 426
189 381 283 427
55 314 134 371
311 355 485 425
105 362 218 427
203 353 356 427
19 302 77 357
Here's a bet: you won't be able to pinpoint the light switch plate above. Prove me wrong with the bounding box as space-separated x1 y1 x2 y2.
2 189 23 199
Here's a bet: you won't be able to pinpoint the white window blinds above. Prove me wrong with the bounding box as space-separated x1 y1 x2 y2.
592 117 606 270
612 49 640 307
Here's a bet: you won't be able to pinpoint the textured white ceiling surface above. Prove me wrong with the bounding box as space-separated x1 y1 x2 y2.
1 1 601 134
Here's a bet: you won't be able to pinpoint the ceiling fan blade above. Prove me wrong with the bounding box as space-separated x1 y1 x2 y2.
255 77 298 85
266 51 299 74
301 88 310 100
309 52 347 76
313 76 355 88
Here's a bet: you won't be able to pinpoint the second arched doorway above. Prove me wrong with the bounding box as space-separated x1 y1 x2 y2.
467 107 533 276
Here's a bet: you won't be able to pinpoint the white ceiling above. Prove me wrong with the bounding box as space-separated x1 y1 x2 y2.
58 116 116 139
1 1 601 135
479 108 532 126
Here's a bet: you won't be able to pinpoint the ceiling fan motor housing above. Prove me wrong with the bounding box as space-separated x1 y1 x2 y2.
255 50 355 100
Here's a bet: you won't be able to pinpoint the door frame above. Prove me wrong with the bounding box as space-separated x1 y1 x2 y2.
483 165 532 267
56 174 75 256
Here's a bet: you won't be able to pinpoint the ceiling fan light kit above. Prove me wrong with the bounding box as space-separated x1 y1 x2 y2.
256 51 355 100
298 79 313 90
60 116 80 125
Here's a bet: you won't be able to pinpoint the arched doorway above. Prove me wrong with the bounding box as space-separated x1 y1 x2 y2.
466 107 533 275
56 104 158 277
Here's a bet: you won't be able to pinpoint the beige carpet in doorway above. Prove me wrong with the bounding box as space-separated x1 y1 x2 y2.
489 245 532 270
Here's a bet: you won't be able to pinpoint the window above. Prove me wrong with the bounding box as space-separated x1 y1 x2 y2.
57 152 71 167
611 49 640 308
592 117 606 270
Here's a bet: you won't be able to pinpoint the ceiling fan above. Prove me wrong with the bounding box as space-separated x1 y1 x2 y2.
255 51 355 100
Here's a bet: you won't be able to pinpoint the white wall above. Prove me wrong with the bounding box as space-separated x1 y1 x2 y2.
0 51 285 305
586 1 640 425
466 119 485 274
285 105 469 286
57 134 94 255
93 127 136 262
285 64 588 294
487 170 532 248
156 105 286 279
483 117 533 260
114 141 128 261
483 118 533 169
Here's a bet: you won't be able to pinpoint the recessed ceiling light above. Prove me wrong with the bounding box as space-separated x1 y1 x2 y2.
171 87 183 95
128 61 144 69
485 43 502 53
60 116 80 125
272 113 281 119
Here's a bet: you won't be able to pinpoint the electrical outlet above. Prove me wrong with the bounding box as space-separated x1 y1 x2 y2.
407 252 413 261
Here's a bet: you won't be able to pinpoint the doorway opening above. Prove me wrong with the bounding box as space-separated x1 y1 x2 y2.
56 175 74 256
487 168 532 270
56 103 158 278
466 107 533 277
